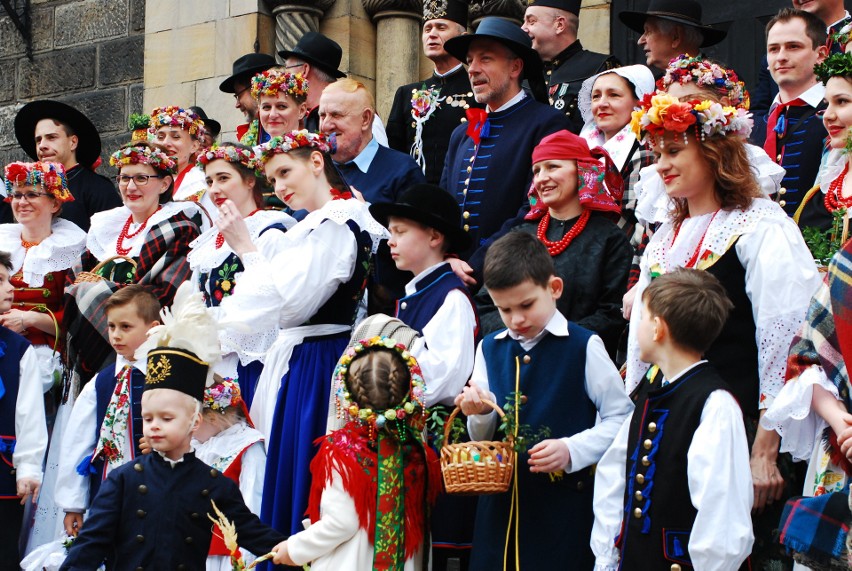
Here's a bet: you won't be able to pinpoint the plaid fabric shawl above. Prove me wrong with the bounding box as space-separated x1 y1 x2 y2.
780 487 851 568
64 211 200 377
828 240 852 368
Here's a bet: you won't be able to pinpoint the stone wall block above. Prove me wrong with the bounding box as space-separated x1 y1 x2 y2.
0 16 27 59
0 104 21 148
194 76 244 143
177 0 229 28
143 83 196 112
131 0 146 32
32 7 55 53
18 47 97 99
63 88 128 134
129 83 144 116
55 0 129 47
214 15 264 77
145 0 173 33
0 59 15 103
231 0 264 17
144 23 216 89
0 147 29 169
100 35 145 86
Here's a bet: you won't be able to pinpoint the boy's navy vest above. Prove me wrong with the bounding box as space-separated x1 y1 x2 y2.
618 363 741 570
0 327 32 499
470 324 598 570
395 262 480 341
90 365 146 499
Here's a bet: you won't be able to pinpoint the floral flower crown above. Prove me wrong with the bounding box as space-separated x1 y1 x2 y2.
251 70 309 101
109 144 178 175
660 54 749 109
196 144 259 174
630 92 753 146
333 336 427 439
815 52 852 84
148 106 206 138
3 161 73 202
203 378 243 413
255 130 336 167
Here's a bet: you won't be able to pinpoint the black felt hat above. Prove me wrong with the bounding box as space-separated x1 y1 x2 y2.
526 0 581 16
618 0 727 48
144 347 209 401
370 183 472 253
423 0 469 26
189 106 221 138
219 53 277 93
15 100 102 169
278 32 347 79
444 17 545 101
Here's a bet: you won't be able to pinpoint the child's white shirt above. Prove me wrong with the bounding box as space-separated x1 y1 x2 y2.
466 310 634 473
54 356 145 513
14 345 48 483
591 361 754 571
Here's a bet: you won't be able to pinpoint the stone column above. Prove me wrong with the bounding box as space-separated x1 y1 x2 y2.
362 0 422 121
469 0 524 26
265 0 336 61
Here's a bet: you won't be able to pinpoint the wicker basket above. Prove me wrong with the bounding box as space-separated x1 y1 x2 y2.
74 256 138 284
440 399 515 495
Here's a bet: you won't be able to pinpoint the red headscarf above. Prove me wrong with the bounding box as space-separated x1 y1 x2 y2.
526 130 624 220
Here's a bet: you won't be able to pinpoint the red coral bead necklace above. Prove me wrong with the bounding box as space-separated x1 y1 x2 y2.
536 209 590 256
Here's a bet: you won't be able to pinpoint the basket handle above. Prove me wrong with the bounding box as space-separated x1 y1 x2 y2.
88 255 138 278
443 398 505 445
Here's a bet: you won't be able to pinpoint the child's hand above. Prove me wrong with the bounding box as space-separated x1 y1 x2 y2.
64 512 84 537
138 436 152 455
0 309 27 333
271 540 296 566
17 478 40 505
838 422 852 461
528 439 571 473
455 381 493 416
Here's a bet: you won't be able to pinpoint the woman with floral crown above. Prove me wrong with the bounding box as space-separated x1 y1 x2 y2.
64 141 202 380
0 161 85 551
624 92 821 568
190 143 295 405
216 130 388 553
149 105 216 224
244 69 308 147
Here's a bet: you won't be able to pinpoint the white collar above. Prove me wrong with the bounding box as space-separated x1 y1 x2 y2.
495 310 567 348
664 359 708 384
156 449 192 468
404 261 449 295
435 63 464 78
188 210 295 272
771 81 825 108
488 89 526 113
0 219 86 287
580 122 637 173
827 12 851 30
114 354 146 375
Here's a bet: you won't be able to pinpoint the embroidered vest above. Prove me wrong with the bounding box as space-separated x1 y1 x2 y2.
0 328 32 498
396 263 481 341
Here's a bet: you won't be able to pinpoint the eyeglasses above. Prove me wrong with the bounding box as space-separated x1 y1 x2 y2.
116 174 162 187
9 191 50 201
233 87 249 101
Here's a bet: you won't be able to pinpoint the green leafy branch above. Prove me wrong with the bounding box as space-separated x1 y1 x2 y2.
426 407 466 448
498 390 551 454
803 208 847 266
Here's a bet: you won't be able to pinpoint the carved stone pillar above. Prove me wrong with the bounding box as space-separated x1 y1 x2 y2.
362 0 422 121
265 0 336 62
468 0 524 27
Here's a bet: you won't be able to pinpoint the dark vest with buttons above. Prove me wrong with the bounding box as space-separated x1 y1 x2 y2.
395 262 480 341
0 327 31 498
469 324 597 570
304 219 373 327
702 241 760 421
618 363 737 571
387 67 483 185
767 100 832 230
90 365 146 499
544 41 618 134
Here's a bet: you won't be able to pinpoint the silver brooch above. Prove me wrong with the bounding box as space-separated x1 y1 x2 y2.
424 0 449 19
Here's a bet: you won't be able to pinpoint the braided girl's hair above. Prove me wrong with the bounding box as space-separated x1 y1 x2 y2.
346 348 411 412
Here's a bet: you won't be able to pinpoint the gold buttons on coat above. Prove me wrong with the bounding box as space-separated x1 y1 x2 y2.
400 302 408 310
522 355 531 364
134 463 143 472
635 491 643 501
633 508 642 519
641 455 650 466
636 473 645 484
647 422 657 433
643 439 653 450
137 485 148 494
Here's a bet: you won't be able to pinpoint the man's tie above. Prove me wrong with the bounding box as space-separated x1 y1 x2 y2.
763 98 806 162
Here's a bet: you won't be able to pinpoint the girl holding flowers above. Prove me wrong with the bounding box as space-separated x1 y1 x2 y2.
216 130 387 547
270 337 439 570
246 69 308 146
190 143 295 405
64 141 202 379
624 92 820 568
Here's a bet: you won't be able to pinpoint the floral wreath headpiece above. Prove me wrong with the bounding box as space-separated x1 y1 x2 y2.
332 336 427 439
250 70 309 102
255 130 337 167
203 378 243 413
830 23 852 54
3 161 72 203
148 106 206 138
629 92 753 147
815 52 852 85
109 144 178 175
660 54 750 110
197 144 260 174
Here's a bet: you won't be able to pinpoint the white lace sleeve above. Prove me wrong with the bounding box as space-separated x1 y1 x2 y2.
737 216 821 409
760 366 838 461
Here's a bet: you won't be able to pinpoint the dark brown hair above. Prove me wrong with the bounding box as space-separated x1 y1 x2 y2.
484 231 554 291
286 147 349 192
104 284 161 324
766 8 827 50
642 268 733 354
0 251 11 271
205 143 267 209
347 349 411 411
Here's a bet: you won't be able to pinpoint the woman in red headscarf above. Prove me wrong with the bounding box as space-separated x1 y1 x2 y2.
475 130 632 358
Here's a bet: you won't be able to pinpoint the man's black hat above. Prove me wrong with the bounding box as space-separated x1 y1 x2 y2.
526 0 581 16
219 53 277 93
619 0 727 48
15 100 102 169
278 32 347 79
189 106 221 139
423 0 469 27
144 347 209 401
370 183 472 253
